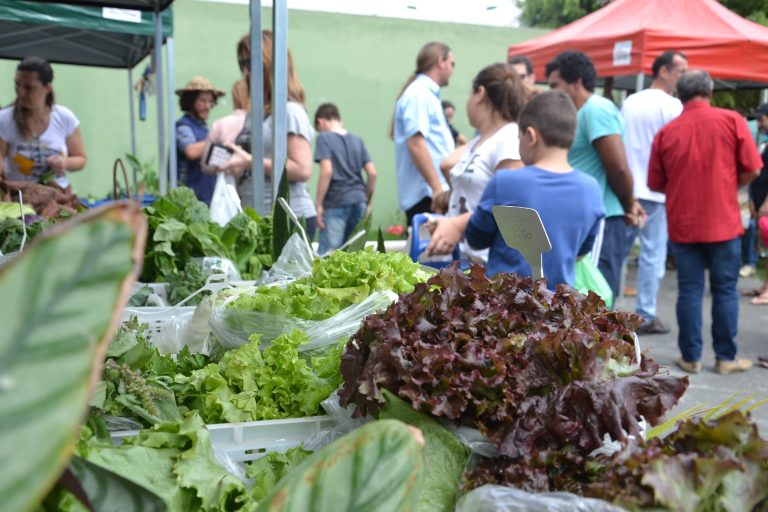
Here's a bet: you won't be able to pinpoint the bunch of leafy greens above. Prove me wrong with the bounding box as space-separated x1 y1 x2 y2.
339 265 688 492
175 329 344 424
577 410 768 511
76 412 248 512
89 319 210 428
0 217 49 254
141 187 272 285
246 446 314 501
227 248 430 320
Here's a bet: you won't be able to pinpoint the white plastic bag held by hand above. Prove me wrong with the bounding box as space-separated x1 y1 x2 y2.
210 173 242 226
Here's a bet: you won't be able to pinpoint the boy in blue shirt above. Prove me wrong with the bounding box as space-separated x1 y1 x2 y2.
426 90 605 289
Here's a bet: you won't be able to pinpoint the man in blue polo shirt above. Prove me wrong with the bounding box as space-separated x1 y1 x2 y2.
393 41 455 225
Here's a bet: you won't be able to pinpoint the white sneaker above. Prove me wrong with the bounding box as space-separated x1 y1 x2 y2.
739 265 756 278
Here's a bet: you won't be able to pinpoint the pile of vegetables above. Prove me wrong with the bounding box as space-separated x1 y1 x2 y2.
91 320 344 428
226 248 430 320
142 187 272 286
0 179 85 218
0 216 49 254
580 410 768 511
339 264 694 506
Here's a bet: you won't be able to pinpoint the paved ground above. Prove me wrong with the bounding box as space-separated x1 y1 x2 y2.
618 262 768 434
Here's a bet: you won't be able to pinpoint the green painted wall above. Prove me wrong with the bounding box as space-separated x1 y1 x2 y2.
0 0 546 227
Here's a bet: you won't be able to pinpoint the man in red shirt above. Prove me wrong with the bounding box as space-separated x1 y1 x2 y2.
649 69 762 375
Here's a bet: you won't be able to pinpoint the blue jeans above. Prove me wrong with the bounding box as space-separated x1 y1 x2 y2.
318 202 367 255
598 216 635 301
742 217 758 266
634 200 667 322
670 237 741 362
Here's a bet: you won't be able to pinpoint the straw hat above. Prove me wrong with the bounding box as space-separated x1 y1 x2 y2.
175 76 225 98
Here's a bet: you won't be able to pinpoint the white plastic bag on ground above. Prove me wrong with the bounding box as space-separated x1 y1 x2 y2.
210 173 242 226
456 485 627 512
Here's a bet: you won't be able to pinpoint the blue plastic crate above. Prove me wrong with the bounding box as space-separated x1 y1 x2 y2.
81 195 157 208
409 213 461 269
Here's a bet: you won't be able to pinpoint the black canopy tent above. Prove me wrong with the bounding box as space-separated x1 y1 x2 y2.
0 0 176 193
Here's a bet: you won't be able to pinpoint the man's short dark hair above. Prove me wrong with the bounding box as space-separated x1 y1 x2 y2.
652 51 687 78
545 51 596 92
509 55 533 75
441 100 455 110
676 70 713 103
518 89 577 149
314 102 341 122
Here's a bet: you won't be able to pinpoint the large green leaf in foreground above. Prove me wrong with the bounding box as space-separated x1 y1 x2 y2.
0 203 146 512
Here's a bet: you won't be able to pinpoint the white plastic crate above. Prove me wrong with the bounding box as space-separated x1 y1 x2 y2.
111 415 335 462
207 415 336 462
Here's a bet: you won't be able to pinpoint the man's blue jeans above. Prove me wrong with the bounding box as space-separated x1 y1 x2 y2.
635 199 667 322
598 216 635 301
669 237 741 362
318 202 367 255
742 217 758 266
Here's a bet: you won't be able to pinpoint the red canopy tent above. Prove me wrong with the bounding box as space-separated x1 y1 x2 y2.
508 0 768 90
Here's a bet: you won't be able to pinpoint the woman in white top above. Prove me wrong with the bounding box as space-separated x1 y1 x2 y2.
431 62 528 262
0 57 86 190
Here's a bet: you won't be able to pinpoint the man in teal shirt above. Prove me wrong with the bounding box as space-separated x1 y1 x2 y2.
546 51 644 300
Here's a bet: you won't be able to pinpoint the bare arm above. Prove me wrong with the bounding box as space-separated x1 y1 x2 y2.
264 134 313 182
594 134 645 226
426 212 472 255
407 134 443 195
0 139 7 178
593 134 633 212
183 140 206 161
363 161 377 201
47 128 87 175
740 170 760 187
439 143 467 182
315 159 333 230
495 159 524 171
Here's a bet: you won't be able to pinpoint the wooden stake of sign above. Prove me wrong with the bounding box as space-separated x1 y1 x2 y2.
491 206 552 280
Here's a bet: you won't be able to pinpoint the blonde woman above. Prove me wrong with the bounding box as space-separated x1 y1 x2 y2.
225 31 316 239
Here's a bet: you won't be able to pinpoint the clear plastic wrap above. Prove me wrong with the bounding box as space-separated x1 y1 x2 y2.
456 485 627 512
256 233 314 287
104 415 144 432
209 290 398 351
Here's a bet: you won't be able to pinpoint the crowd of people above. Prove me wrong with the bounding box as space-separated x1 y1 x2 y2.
2 39 767 373
400 43 767 375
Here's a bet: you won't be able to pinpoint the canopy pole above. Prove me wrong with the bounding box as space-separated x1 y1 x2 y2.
249 0 266 214
128 67 138 192
635 73 644 93
167 37 177 190
154 6 167 196
761 89 768 104
271 0 288 202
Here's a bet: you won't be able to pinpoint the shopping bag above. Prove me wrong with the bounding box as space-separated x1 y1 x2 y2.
574 257 614 309
210 172 242 226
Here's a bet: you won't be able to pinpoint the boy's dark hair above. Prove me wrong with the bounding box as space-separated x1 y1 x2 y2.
676 69 713 103
441 100 455 110
509 55 533 74
652 51 687 78
518 90 577 149
315 102 341 122
545 51 596 92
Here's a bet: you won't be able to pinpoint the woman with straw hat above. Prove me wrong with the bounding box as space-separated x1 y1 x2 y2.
175 75 224 205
